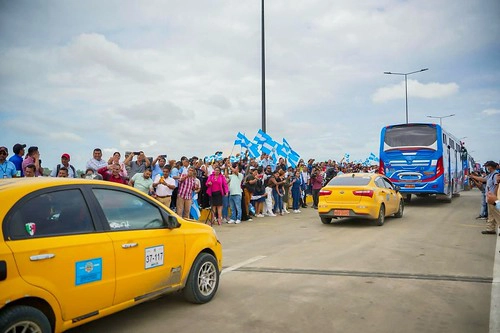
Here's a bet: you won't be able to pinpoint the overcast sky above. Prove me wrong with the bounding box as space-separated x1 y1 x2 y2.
1 0 499 170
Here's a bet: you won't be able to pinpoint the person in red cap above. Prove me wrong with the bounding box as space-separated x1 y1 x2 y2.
50 153 77 178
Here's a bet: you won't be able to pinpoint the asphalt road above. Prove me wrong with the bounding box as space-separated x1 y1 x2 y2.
69 189 497 333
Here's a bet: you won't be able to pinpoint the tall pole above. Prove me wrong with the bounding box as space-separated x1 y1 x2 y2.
404 74 408 124
261 0 266 133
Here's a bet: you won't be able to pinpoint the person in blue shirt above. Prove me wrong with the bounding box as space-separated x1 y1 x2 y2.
0 146 17 178
9 143 25 177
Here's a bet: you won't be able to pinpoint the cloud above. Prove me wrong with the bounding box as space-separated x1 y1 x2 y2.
372 80 459 103
482 108 500 116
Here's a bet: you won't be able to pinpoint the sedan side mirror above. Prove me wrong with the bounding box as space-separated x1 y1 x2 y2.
166 215 181 229
394 186 401 192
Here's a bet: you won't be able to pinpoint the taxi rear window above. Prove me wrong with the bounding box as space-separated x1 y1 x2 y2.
328 177 371 186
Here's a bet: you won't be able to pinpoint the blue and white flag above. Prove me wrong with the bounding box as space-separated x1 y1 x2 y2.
282 138 292 153
230 155 240 163
275 143 289 159
253 129 271 144
190 193 200 220
344 153 350 162
235 132 249 148
288 149 300 168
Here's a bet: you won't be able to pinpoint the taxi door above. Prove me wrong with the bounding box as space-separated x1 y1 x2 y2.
381 177 399 214
4 188 115 322
92 188 185 305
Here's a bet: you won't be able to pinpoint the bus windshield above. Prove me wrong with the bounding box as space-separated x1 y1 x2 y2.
384 124 437 151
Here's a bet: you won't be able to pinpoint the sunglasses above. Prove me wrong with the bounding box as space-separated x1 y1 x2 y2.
0 151 7 155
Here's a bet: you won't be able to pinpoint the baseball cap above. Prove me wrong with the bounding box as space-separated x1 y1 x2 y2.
13 143 26 154
61 153 70 160
483 161 498 168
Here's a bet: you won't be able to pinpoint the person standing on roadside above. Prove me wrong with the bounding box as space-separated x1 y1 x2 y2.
22 146 43 177
129 168 153 195
176 166 199 219
480 161 499 234
50 153 77 178
0 146 17 178
125 151 151 179
9 143 26 177
108 151 128 178
226 163 244 224
152 165 176 208
310 165 324 209
86 148 108 172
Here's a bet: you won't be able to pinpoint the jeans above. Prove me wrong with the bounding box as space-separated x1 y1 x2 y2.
222 194 229 219
312 188 320 208
229 194 242 221
292 187 301 210
272 189 283 213
481 190 488 217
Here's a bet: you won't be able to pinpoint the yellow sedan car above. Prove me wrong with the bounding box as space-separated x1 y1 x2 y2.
0 178 222 333
318 173 404 226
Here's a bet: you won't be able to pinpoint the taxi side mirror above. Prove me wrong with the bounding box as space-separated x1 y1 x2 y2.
394 186 401 192
166 215 181 229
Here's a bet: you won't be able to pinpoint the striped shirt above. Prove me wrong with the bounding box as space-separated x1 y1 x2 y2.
178 176 197 200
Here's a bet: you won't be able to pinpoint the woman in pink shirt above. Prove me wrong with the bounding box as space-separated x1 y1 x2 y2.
206 167 229 225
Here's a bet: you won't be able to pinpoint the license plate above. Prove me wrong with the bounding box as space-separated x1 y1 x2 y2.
405 184 415 188
334 210 350 216
145 245 164 269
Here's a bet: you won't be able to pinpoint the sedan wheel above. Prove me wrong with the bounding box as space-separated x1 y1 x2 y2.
376 205 385 226
0 306 51 333
183 253 219 304
394 200 404 218
320 217 332 224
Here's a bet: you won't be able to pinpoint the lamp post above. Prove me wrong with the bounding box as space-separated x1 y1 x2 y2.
426 114 455 127
261 0 266 133
384 68 429 124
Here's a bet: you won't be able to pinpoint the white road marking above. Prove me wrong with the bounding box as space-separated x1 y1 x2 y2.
221 255 267 275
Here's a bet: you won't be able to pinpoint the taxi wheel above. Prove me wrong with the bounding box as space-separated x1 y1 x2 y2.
394 200 404 218
183 253 220 304
0 305 51 333
376 205 385 226
320 217 332 224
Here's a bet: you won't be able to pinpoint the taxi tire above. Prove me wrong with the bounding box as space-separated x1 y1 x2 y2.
376 205 385 226
183 253 220 304
394 200 404 218
320 217 332 224
0 305 51 333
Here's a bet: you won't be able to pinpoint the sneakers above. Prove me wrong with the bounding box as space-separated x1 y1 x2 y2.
293 210 301 213
475 215 487 220
481 230 496 234
235 220 241 224
265 212 276 217
256 214 265 218
227 219 235 224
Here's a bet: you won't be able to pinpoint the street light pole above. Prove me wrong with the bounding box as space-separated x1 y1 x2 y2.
384 68 429 124
426 114 455 127
261 0 266 133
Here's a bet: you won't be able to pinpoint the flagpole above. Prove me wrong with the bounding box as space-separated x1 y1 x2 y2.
261 0 266 133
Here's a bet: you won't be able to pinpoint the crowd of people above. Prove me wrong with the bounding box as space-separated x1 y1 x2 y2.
1 143 497 232
0 143 378 224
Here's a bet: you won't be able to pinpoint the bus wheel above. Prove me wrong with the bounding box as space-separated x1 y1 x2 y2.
404 194 411 203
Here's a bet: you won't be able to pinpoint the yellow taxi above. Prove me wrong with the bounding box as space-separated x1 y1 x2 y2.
318 173 404 226
0 178 222 333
